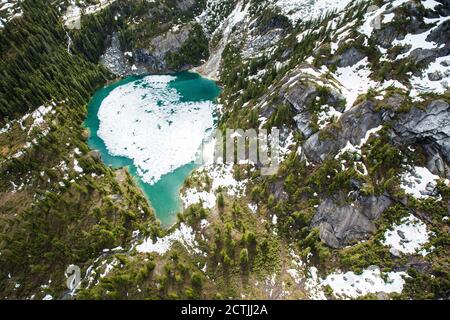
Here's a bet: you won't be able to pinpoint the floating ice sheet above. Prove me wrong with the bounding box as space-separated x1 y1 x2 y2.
98 75 216 185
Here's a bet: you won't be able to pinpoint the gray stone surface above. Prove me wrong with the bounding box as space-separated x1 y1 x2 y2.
100 33 146 77
284 83 318 113
101 23 199 74
336 47 366 68
424 144 450 178
149 24 192 62
311 196 392 248
281 80 344 140
428 71 443 81
134 24 193 73
303 100 382 163
283 83 317 139
393 100 450 164
374 25 402 49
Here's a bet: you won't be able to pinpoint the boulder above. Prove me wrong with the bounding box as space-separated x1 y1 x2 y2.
302 131 342 163
426 20 450 47
326 91 346 112
311 195 393 248
283 83 317 139
269 180 289 201
88 150 101 161
441 59 450 67
284 83 318 113
424 143 450 178
393 100 450 169
293 112 314 139
340 100 382 146
336 47 366 68
408 48 439 65
428 71 443 81
435 0 450 17
393 256 432 274
303 100 382 163
282 79 345 140
374 25 402 49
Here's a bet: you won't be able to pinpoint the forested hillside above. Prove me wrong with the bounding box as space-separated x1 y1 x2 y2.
0 0 449 300
0 0 160 299
0 1 110 120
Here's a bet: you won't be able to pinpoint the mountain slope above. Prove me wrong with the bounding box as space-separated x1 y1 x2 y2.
0 0 449 300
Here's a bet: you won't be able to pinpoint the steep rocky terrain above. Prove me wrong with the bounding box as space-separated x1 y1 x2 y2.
0 0 449 300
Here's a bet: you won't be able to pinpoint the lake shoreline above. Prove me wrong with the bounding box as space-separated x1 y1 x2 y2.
84 71 221 227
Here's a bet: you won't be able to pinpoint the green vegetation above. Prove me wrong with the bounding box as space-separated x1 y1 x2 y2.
0 0 449 301
0 1 111 120
167 23 209 70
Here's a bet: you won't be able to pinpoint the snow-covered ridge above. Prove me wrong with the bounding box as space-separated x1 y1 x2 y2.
97 75 216 185
273 0 354 24
357 0 450 97
63 0 117 28
279 0 449 114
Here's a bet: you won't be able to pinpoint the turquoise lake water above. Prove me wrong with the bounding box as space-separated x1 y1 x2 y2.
85 72 221 227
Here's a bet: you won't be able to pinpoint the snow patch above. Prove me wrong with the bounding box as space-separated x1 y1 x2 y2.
410 56 450 97
137 223 201 255
334 58 377 110
383 214 431 256
208 164 247 197
317 105 342 129
400 166 446 199
274 0 353 24
322 266 407 299
181 189 216 209
73 159 83 174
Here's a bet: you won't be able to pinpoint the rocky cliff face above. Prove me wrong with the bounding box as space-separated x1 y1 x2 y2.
303 100 383 163
105 22 208 75
303 97 450 247
312 195 393 248
100 33 147 77
94 0 208 75
133 24 193 73
392 100 450 178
